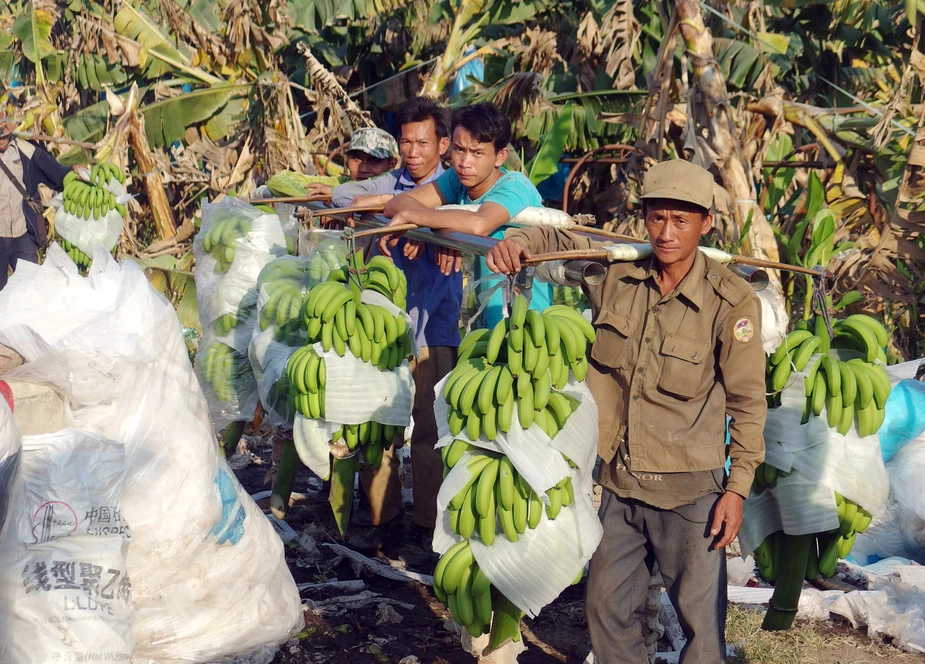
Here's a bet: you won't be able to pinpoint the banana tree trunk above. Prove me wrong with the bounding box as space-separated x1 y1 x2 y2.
128 111 178 242
676 0 782 293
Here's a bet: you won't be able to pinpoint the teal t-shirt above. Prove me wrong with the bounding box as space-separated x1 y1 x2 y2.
435 168 553 328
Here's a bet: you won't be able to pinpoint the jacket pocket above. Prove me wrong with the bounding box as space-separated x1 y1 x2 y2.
589 308 637 371
657 334 710 400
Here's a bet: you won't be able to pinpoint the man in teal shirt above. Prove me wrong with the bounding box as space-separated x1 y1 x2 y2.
379 103 553 327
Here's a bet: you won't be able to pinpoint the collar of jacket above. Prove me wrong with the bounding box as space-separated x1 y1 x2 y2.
622 249 706 311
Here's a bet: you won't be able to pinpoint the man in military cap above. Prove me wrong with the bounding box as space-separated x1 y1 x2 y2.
306 127 400 198
485 159 767 663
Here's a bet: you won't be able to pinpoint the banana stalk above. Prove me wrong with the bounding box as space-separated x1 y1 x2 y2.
487 588 524 652
761 533 813 631
329 456 359 537
221 420 247 457
270 440 300 519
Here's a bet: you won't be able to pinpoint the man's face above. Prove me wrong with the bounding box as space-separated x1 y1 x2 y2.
450 127 507 189
0 122 14 153
644 199 712 268
400 118 449 181
346 151 395 181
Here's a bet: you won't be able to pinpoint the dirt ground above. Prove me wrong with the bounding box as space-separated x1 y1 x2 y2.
232 434 925 664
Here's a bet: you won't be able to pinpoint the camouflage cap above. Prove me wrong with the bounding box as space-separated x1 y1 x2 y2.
640 160 714 210
348 127 399 160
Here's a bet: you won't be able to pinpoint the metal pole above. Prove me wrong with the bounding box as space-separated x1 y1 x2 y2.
354 213 606 286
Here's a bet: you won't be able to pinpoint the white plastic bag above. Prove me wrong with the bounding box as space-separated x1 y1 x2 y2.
5 431 134 664
0 253 303 663
0 398 22 663
51 175 130 255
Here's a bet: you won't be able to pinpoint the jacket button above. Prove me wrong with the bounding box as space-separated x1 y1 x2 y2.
691 353 698 360
645 337 652 344
632 395 639 401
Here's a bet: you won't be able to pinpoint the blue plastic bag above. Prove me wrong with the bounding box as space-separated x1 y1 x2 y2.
880 379 925 462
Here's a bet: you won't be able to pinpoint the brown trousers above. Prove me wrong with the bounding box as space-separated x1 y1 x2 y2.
360 346 457 528
585 490 727 664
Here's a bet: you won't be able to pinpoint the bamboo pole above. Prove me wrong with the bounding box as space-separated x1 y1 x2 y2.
253 195 331 205
12 133 97 149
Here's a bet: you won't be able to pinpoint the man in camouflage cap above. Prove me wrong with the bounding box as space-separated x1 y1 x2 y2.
345 127 399 181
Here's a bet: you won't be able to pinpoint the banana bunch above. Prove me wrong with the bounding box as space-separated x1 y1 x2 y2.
750 462 790 495
442 297 592 438
201 211 253 273
299 277 411 371
267 373 297 422
307 243 344 283
327 253 408 311
766 314 891 436
552 285 589 312
213 313 241 336
200 342 248 402
59 237 91 268
61 166 126 220
273 319 306 347
442 447 574 543
285 345 399 468
257 259 313 331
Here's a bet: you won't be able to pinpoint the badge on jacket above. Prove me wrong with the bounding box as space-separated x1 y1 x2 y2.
733 318 754 343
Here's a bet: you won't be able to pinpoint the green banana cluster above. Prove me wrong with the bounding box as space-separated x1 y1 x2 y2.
757 311 891 631
551 285 589 311
766 314 892 436
61 165 127 220
257 259 313 331
443 296 594 439
267 373 297 422
200 341 247 402
201 211 253 273
58 236 91 268
307 243 344 283
213 312 240 336
443 447 575 544
327 251 408 310
299 255 412 370
433 540 495 637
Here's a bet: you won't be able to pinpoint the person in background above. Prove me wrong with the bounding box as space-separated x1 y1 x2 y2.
327 98 460 545
0 114 72 289
305 127 399 198
377 102 554 328
484 160 767 664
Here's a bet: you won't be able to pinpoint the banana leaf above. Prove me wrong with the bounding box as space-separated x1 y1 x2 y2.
12 4 55 85
142 84 250 148
527 102 572 186
114 2 193 79
487 588 523 652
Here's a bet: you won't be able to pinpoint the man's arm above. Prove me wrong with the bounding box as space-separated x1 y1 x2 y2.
383 182 446 216
719 294 767 500
331 172 398 208
33 145 71 191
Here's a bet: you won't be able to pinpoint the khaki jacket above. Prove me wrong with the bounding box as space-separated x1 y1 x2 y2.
505 226 767 498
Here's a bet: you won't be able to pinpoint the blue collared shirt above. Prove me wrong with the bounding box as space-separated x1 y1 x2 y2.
332 165 463 349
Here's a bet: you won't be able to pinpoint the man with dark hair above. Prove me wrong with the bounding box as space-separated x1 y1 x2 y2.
484 160 767 664
379 102 554 327
0 114 72 289
327 98 459 538
330 98 450 208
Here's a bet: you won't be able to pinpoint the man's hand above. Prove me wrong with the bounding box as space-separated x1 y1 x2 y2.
305 183 334 199
709 491 744 550
435 247 462 276
486 238 531 275
378 214 414 259
353 193 394 208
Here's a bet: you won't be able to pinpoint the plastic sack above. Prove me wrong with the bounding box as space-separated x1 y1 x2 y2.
431 377 603 618
0 251 303 663
193 198 295 428
830 578 925 654
0 398 22 662
880 379 925 462
5 431 133 664
740 352 890 555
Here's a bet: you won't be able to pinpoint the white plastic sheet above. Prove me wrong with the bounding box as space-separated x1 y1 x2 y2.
0 398 21 663
0 252 303 663
431 377 603 618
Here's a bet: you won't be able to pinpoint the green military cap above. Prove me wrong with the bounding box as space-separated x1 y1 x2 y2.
640 160 714 210
348 127 399 160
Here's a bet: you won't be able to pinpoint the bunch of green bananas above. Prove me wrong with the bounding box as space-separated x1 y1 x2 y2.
267 373 297 421
766 314 891 435
433 539 582 639
285 342 401 468
442 446 575 544
201 212 253 273
756 311 891 631
257 259 313 331
213 313 240 336
59 236 92 268
272 319 306 347
200 342 248 402
442 296 593 438
307 243 344 283
300 273 412 371
551 285 589 312
61 165 126 220
327 252 408 310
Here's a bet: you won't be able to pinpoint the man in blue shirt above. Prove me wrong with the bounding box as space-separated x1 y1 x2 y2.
379 103 554 328
328 99 461 541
